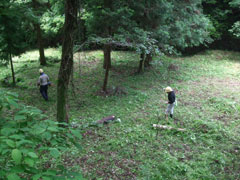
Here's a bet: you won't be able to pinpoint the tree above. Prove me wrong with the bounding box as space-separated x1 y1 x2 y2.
202 0 240 49
18 0 65 65
128 0 212 72
0 0 28 85
57 0 78 123
167 0 212 48
40 0 65 46
83 0 134 92
31 0 47 65
229 0 240 38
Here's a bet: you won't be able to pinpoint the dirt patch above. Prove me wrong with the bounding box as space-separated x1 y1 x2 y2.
71 151 138 180
191 77 240 92
178 77 240 101
168 64 179 71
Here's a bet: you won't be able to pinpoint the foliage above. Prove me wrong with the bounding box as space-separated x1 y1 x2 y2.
203 0 240 41
229 21 240 38
40 0 65 39
167 0 213 48
229 0 240 38
0 0 28 62
121 0 213 54
0 90 83 179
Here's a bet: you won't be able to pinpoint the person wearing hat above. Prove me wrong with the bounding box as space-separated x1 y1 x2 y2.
164 86 176 120
37 69 50 101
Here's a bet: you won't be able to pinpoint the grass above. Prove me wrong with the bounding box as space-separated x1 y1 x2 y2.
1 48 240 179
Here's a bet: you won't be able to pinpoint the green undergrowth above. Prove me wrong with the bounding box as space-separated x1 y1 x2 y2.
0 49 240 179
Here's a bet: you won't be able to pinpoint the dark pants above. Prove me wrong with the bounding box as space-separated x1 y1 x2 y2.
40 85 48 101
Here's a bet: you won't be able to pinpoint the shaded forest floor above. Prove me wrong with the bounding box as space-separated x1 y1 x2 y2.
1 49 240 179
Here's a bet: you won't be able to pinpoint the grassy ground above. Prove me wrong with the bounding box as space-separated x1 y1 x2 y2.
0 49 240 180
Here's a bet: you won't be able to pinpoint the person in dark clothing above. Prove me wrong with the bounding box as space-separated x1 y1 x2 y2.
37 69 50 101
164 86 176 120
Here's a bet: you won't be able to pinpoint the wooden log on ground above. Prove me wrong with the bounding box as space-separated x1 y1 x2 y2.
97 115 115 124
153 124 186 132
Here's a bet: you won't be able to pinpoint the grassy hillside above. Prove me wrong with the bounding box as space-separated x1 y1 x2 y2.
1 49 240 179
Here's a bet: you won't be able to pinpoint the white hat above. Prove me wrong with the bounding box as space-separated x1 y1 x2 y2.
164 86 173 93
39 69 44 73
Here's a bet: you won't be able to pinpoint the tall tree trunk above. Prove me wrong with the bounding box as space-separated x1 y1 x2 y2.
35 23 46 66
103 0 112 70
32 0 46 66
102 44 111 92
144 53 152 67
138 53 145 73
103 44 111 69
57 0 77 123
9 52 16 86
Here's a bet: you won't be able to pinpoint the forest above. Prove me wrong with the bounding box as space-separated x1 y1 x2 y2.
0 0 240 179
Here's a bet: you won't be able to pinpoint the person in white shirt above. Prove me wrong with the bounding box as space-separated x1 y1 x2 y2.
164 86 176 120
37 69 50 101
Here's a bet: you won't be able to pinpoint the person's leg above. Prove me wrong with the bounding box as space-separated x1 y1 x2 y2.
170 103 175 118
40 86 45 100
165 104 170 120
41 85 48 101
44 85 48 101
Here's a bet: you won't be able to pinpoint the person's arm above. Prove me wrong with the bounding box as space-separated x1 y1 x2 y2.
47 75 51 86
47 75 50 83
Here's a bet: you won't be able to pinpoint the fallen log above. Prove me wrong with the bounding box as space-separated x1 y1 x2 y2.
97 115 116 124
153 124 186 132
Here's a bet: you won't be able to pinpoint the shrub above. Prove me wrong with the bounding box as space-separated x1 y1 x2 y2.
0 90 84 180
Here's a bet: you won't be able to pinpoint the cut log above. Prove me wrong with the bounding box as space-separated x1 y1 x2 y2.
153 124 185 132
97 115 115 124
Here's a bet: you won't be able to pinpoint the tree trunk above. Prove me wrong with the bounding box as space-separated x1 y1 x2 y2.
32 0 46 66
57 0 77 123
35 24 46 66
102 44 111 92
103 44 111 69
137 53 145 73
103 0 112 70
144 53 152 67
9 53 16 86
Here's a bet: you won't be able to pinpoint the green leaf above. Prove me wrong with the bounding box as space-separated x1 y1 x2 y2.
0 170 6 177
70 129 82 139
42 132 52 140
14 115 26 121
6 139 16 148
42 176 52 180
43 170 57 176
34 127 46 134
10 165 24 173
47 127 59 132
1 128 16 136
28 152 38 159
7 173 21 180
24 157 35 167
12 149 22 165
9 135 24 140
7 98 19 108
2 149 10 155
7 92 19 98
50 148 60 158
69 139 82 150
32 174 42 180
16 140 33 147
